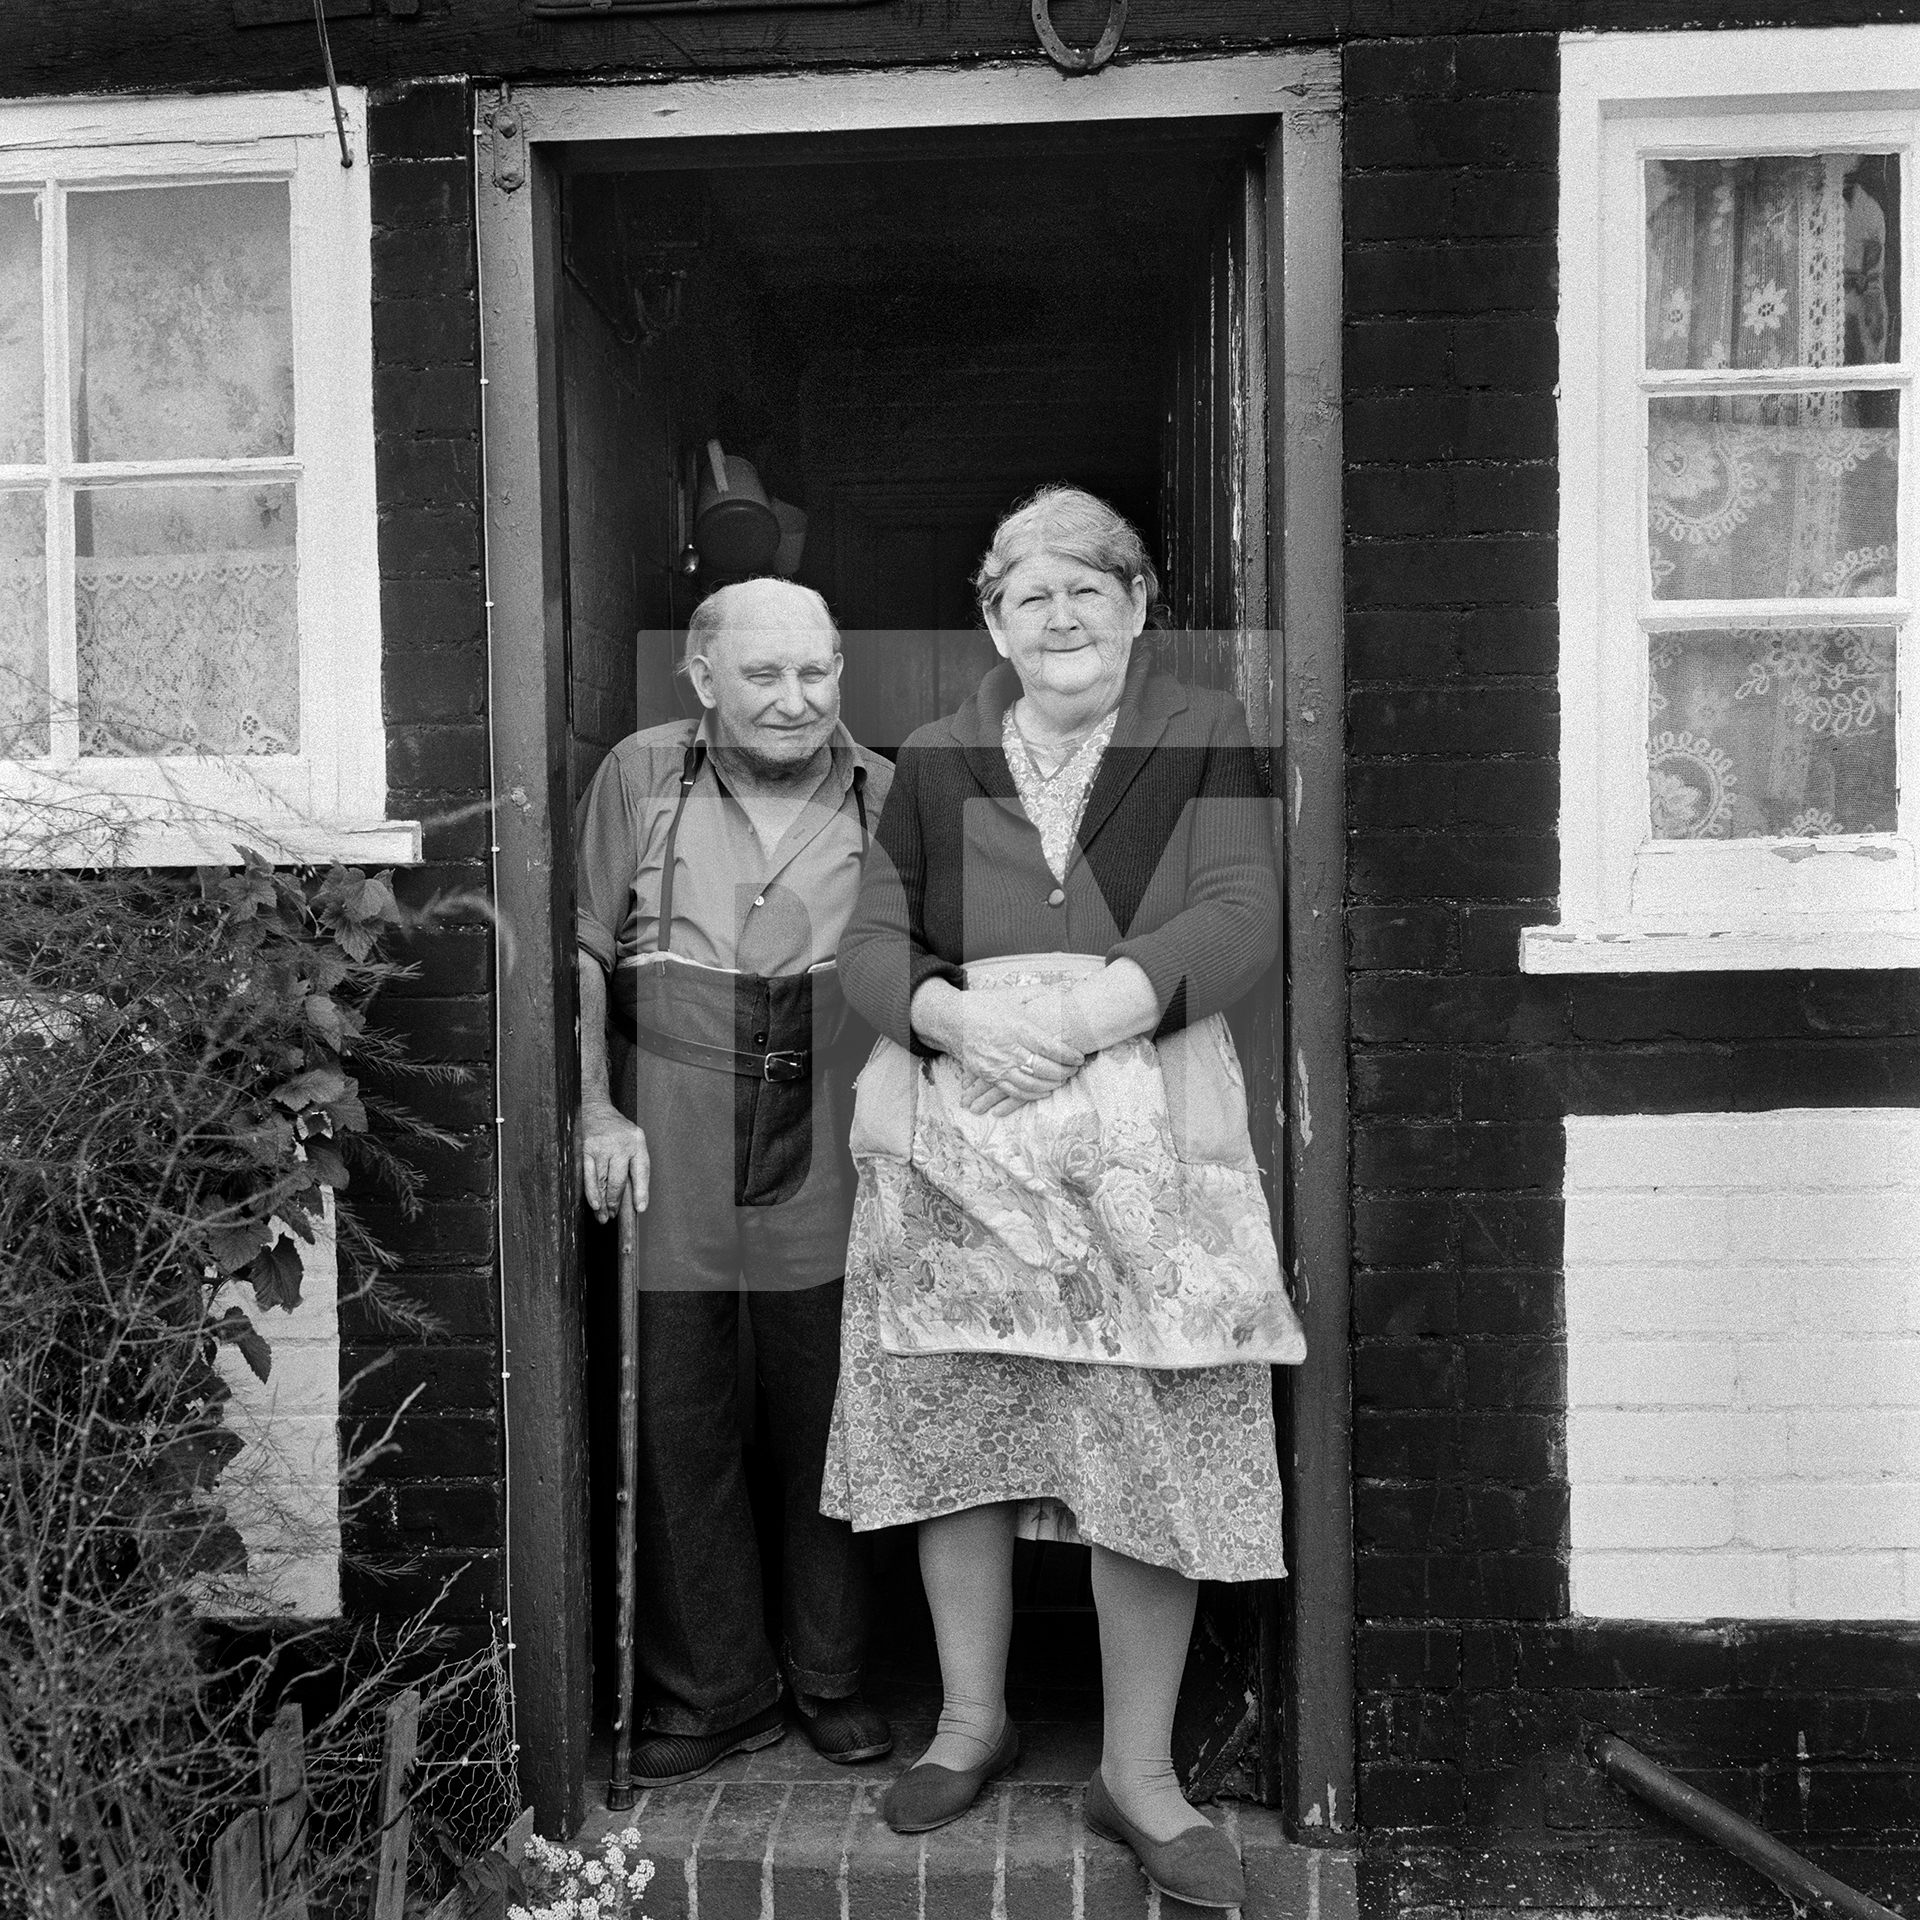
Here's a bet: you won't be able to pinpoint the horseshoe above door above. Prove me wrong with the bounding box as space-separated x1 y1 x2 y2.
1031 0 1127 75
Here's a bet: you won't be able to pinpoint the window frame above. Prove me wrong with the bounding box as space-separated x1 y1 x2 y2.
1531 29 1920 972
0 88 418 869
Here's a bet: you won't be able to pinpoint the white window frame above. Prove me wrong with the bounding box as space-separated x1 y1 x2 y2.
1530 28 1920 973
0 89 418 868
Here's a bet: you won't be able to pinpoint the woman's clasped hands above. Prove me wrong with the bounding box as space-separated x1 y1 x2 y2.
949 985 1086 1117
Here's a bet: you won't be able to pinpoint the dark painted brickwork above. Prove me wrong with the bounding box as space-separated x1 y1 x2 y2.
25 0 1920 100
343 80 503 1630
1346 31 1920 1918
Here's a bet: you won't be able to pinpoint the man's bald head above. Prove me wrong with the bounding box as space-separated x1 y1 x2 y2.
683 578 844 783
684 578 839 669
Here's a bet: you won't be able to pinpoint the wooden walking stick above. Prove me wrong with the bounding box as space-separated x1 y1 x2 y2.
607 1186 643 1810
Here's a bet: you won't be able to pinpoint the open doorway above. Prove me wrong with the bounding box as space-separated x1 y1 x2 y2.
560 115 1284 1799
479 55 1349 1840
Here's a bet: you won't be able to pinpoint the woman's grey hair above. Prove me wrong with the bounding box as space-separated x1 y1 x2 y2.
972 486 1164 626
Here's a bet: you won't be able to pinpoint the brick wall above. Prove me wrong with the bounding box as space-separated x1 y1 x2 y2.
210 1205 343 1619
1345 29 1920 1917
343 79 504 1632
1565 1110 1920 1621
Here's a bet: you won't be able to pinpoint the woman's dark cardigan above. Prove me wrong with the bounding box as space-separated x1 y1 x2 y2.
838 651 1281 1052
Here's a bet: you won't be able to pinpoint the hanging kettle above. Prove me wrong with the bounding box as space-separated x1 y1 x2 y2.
693 439 782 577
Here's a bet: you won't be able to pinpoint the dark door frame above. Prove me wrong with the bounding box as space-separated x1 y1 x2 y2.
476 55 1348 1842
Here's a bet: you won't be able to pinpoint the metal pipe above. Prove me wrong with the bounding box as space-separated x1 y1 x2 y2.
1598 1736 1904 1920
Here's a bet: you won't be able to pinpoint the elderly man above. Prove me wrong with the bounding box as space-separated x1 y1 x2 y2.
575 578 894 1784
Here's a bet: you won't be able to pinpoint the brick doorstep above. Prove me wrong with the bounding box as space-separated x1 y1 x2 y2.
572 1769 1354 1920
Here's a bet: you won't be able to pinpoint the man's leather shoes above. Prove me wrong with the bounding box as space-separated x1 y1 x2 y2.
795 1690 894 1764
629 1702 785 1787
880 1719 1021 1833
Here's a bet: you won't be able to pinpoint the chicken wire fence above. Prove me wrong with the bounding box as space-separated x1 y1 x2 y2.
304 1621 523 1903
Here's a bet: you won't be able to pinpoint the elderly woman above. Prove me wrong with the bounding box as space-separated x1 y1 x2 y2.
824 487 1297 1910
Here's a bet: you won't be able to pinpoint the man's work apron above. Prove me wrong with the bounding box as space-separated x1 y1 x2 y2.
607 745 868 1293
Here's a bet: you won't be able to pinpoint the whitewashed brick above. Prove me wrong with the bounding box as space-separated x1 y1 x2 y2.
1737 1481 1920 1552
1568 1338 1737 1408
1572 1551 1791 1620
201 1208 340 1621
1564 1110 1908 1192
1565 1110 1920 1621
1790 1553 1908 1619
1566 1265 1799 1339
1797 1266 1920 1334
1570 1407 1790 1483
1740 1339 1920 1410
1565 1190 1731 1265
1727 1192 1920 1265
1571 1483 1738 1551
1788 1409 1920 1481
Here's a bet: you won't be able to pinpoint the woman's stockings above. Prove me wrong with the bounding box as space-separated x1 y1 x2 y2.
915 1502 1017 1771
1090 1544 1209 1842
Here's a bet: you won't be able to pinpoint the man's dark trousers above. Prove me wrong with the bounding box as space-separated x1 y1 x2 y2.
630 1279 867 1735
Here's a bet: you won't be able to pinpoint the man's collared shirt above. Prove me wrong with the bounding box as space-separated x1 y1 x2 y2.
575 715 894 978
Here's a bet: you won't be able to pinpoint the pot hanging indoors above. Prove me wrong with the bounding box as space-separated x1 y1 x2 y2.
692 438 806 579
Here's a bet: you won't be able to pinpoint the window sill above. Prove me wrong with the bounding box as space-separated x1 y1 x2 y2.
1521 923 1920 974
0 817 424 871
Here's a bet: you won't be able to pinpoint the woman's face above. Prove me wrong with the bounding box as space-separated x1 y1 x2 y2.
986 551 1147 706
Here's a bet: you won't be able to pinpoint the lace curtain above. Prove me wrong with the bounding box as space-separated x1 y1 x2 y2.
1643 155 1901 840
0 183 300 763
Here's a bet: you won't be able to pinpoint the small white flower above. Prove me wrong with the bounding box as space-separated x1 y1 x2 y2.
1659 284 1692 342
619 1828 643 1849
604 1845 625 1872
580 1901 599 1920
583 1862 608 1886
1742 277 1787 337
629 1865 655 1894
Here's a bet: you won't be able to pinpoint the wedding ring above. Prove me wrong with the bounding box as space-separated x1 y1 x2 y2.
1020 1049 1036 1071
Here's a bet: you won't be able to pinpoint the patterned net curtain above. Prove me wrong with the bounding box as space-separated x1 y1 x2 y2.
1642 154 1900 840
0 182 300 763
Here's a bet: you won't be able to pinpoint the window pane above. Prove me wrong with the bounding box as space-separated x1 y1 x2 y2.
0 491 48 759
68 183 294 464
76 483 297 757
1647 154 1901 369
1648 626 1897 839
1649 392 1898 600
0 195 43 465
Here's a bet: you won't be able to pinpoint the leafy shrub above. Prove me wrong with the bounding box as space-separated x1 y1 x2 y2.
0 851 461 1916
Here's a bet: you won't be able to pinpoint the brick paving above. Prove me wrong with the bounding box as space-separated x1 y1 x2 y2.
571 1704 1355 1920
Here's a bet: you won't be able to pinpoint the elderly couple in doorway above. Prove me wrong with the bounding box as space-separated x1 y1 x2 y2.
574 486 1303 1910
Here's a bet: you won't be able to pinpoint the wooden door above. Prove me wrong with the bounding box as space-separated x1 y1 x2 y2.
1159 152 1286 1808
826 480 1005 752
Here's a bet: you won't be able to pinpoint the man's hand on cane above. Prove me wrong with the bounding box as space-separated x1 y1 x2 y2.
581 1098 650 1223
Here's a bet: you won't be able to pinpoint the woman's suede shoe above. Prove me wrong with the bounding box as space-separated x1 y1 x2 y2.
1082 1771 1247 1911
879 1720 1021 1833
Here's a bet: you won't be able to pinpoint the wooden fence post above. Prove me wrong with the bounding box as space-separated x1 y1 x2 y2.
371 1689 422 1920
261 1701 311 1920
210 1808 265 1920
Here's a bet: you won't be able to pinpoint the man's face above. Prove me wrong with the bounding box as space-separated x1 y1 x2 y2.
689 593 843 777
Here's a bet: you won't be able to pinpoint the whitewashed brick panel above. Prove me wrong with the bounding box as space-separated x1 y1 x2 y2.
1565 1110 1920 1620
199 1206 342 1619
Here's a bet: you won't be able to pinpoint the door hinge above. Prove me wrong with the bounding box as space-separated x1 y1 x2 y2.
484 96 528 194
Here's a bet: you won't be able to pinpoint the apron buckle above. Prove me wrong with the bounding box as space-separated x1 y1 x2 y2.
762 1048 808 1083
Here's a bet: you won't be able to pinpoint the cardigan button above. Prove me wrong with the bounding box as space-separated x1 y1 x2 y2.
1047 887 1066 907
